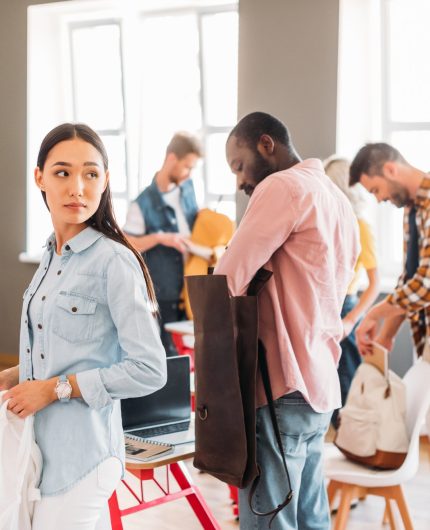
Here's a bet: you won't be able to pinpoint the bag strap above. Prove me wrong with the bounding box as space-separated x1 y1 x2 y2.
246 270 294 526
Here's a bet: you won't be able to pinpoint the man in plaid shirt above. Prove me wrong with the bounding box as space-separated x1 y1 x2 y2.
349 142 430 359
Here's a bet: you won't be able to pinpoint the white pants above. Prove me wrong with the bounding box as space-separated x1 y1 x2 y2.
32 457 122 530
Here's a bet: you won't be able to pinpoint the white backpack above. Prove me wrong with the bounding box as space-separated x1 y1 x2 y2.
334 363 409 469
0 392 43 530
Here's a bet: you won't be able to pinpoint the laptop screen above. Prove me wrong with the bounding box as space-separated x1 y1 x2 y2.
121 355 191 431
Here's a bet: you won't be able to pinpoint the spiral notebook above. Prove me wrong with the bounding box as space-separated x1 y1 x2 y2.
124 435 173 462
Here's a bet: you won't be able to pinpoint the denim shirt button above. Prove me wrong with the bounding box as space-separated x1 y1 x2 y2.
72 307 78 313
65 245 71 251
37 323 42 330
41 353 45 359
57 270 62 276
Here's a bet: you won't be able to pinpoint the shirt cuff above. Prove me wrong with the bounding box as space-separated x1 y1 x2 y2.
76 369 113 410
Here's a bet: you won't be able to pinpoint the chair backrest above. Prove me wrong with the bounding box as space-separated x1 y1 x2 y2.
403 358 430 437
398 358 430 477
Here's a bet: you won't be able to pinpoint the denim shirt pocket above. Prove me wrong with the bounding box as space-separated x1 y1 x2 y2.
52 292 98 343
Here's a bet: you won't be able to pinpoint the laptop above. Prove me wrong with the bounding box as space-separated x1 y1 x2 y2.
121 355 194 445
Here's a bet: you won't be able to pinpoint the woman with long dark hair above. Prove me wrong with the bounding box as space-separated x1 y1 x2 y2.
0 123 166 529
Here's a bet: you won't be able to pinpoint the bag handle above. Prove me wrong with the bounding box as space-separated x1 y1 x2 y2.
246 270 294 526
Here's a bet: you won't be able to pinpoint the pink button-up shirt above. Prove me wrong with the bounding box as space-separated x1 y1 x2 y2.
215 159 360 412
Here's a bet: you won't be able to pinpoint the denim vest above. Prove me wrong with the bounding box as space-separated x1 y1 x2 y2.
135 178 198 302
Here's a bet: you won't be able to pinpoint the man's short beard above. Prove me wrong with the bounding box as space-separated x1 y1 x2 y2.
251 150 275 186
389 181 411 208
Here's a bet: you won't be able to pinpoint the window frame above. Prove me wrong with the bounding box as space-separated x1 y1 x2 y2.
137 4 238 211
23 0 238 263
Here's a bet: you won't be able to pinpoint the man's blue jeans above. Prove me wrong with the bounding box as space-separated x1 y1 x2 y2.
238 392 331 530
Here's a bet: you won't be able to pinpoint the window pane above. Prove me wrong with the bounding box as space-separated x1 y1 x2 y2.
101 134 127 193
206 133 236 195
112 197 128 228
387 1 430 122
72 25 124 130
139 15 201 183
191 164 205 208
201 12 238 126
390 130 430 171
375 201 403 272
208 199 236 221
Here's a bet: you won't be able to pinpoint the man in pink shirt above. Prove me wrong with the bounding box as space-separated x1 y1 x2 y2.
215 112 359 529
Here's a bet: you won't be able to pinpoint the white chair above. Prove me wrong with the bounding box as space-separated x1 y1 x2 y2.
325 358 430 530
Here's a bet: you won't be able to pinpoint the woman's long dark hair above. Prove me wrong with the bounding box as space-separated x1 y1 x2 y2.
37 123 158 309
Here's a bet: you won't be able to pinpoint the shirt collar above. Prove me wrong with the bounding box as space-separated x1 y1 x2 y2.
298 158 325 171
44 226 103 254
414 174 430 208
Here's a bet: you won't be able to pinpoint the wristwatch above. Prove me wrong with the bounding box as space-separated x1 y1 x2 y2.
55 375 72 403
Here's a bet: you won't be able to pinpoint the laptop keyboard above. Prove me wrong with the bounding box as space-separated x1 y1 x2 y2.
131 422 189 438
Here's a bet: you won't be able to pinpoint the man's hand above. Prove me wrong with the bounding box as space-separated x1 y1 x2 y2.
3 379 56 418
355 314 379 356
0 366 19 391
158 233 190 253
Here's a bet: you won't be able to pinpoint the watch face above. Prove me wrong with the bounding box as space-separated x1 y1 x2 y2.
57 381 72 399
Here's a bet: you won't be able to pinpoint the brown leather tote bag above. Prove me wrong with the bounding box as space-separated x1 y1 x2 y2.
186 269 293 525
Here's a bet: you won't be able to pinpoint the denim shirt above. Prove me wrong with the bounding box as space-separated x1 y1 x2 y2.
135 178 198 301
19 227 167 496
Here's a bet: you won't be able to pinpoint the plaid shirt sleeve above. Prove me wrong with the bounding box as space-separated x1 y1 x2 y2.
387 179 430 313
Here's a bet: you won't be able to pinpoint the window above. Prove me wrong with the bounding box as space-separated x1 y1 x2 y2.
138 8 238 214
25 0 238 260
337 0 430 288
70 21 130 225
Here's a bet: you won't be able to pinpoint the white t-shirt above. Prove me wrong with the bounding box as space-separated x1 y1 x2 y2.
123 186 191 237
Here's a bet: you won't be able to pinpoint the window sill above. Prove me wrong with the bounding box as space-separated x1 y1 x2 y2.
19 252 42 264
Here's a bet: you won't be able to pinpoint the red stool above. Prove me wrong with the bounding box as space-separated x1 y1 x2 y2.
228 485 239 519
171 332 195 371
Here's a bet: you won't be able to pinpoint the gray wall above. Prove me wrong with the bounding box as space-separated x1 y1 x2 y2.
238 0 339 155
236 0 340 218
0 0 59 355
